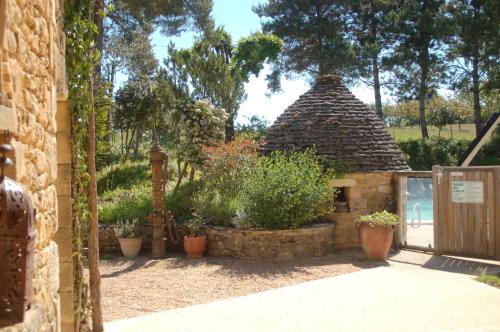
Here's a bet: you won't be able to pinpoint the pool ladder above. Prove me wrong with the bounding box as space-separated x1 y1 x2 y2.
410 202 422 228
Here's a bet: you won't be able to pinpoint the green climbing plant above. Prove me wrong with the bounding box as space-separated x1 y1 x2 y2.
64 1 99 330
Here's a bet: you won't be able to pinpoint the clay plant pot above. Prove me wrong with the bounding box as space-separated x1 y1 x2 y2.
183 235 207 258
118 238 143 258
357 223 394 261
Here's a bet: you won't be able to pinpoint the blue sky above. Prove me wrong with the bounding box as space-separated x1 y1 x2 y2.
116 0 381 125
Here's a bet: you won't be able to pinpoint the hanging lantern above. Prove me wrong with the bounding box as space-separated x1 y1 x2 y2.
0 130 36 326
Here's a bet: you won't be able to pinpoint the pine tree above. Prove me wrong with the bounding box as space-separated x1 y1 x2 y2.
253 0 361 91
383 0 452 139
447 0 500 135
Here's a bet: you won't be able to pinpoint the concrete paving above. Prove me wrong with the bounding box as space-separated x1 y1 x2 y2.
105 251 500 332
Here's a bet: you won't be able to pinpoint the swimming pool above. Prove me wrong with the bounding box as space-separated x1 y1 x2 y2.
406 199 434 222
406 177 434 223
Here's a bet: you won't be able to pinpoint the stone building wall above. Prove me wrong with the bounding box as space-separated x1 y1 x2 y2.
0 0 68 331
328 172 396 249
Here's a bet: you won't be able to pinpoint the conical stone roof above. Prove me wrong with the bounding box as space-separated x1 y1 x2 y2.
261 75 409 172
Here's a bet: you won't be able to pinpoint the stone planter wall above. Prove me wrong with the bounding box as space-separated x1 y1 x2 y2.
98 223 186 255
205 223 336 260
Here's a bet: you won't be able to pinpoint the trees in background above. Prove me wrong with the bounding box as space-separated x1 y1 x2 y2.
350 0 395 119
166 29 282 139
253 0 361 91
447 0 500 135
253 0 498 139
382 0 452 139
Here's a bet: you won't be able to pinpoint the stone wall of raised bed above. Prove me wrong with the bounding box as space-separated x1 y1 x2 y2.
98 223 186 255
205 224 336 260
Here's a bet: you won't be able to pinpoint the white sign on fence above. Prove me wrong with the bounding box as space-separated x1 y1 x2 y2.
451 181 484 203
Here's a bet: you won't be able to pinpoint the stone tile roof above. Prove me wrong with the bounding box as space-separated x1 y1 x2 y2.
261 75 409 172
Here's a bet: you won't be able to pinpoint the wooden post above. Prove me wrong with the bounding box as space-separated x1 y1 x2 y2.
432 166 440 255
150 143 168 257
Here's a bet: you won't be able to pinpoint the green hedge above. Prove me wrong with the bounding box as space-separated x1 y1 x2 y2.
398 131 499 170
398 137 470 170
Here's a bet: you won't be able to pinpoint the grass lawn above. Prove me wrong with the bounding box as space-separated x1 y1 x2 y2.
475 273 500 288
387 123 476 142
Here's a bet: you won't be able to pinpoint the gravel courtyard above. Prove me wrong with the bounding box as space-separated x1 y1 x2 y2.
100 251 381 322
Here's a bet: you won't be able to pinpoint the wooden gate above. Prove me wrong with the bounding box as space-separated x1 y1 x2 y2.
433 166 500 260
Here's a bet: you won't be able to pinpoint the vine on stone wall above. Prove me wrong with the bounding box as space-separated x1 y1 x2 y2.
64 1 99 330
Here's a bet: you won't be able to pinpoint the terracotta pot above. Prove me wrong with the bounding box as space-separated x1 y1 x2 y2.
118 238 143 258
357 223 394 261
183 235 207 258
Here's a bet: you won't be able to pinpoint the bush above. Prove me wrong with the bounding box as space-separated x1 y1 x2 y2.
165 181 201 224
99 180 200 225
98 185 152 224
97 160 151 195
235 150 335 230
398 137 470 170
474 128 500 166
192 139 257 226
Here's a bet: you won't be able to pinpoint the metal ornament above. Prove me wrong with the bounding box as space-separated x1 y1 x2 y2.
0 130 36 326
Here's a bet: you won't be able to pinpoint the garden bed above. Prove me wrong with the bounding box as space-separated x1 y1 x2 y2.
205 223 336 260
98 223 186 254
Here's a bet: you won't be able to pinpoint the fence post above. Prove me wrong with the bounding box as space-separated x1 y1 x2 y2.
150 143 168 257
432 165 441 255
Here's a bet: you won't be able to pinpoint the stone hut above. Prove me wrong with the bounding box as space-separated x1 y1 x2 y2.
261 75 409 249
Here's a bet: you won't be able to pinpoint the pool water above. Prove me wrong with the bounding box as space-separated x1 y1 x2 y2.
406 177 434 223
406 199 434 222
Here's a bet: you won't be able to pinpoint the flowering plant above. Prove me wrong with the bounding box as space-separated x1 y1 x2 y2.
175 99 228 167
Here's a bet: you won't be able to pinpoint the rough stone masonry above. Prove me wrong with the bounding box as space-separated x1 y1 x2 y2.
0 0 69 331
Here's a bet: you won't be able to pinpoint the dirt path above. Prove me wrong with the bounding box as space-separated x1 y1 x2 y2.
100 251 380 322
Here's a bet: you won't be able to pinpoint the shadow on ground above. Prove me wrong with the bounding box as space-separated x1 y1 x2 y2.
388 249 500 276
100 250 387 279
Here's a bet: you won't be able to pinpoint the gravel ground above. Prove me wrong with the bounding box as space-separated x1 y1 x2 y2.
100 251 382 322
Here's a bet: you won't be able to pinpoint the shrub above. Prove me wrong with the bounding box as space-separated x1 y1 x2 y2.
97 160 151 195
356 211 400 227
398 137 470 170
165 181 201 224
474 128 500 166
236 149 335 230
192 139 258 226
99 181 200 225
98 184 152 224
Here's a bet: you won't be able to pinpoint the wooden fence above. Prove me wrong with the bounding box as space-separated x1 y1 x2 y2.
433 166 500 260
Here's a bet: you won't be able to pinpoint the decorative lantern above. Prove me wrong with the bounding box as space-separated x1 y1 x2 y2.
0 131 36 325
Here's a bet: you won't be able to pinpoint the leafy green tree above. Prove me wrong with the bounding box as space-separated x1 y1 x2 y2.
169 99 228 189
166 29 282 139
236 115 270 141
428 97 455 137
253 0 361 91
447 0 500 135
113 78 157 161
383 0 452 139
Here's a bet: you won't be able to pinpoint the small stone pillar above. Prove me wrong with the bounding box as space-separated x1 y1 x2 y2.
150 143 168 257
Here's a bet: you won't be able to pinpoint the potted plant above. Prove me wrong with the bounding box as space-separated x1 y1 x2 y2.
115 219 144 258
183 213 207 258
355 211 399 261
